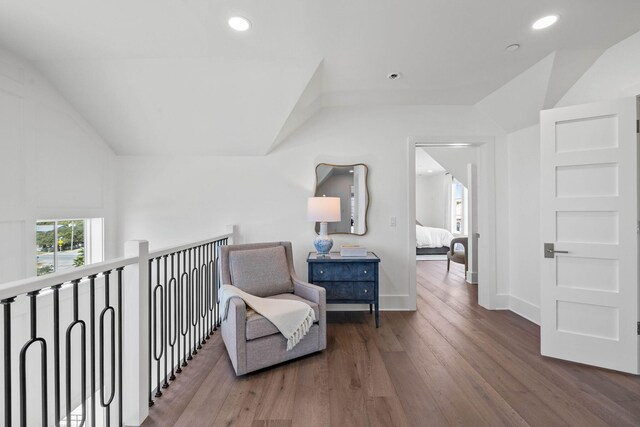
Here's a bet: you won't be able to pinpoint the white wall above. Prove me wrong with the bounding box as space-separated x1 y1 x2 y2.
557 30 640 107
415 173 447 228
507 125 541 323
118 105 504 310
0 47 117 284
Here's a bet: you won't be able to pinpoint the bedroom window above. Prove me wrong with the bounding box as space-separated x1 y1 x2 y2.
36 218 104 276
451 180 468 235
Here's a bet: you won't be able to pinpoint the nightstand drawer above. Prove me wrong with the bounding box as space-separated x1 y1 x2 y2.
310 263 375 282
353 282 374 300
313 281 375 301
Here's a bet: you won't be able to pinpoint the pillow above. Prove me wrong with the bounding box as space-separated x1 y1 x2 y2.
229 246 293 297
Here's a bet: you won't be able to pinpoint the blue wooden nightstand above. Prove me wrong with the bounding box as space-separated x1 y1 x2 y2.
307 252 380 327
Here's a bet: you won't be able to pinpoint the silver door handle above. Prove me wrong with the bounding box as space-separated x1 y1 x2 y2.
544 243 569 258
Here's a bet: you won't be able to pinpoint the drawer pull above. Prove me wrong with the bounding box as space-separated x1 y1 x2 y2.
320 270 324 274
363 270 367 274
364 289 368 293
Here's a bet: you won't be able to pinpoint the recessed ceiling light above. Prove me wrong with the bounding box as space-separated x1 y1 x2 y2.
532 15 558 30
228 16 251 32
505 43 520 52
387 72 402 80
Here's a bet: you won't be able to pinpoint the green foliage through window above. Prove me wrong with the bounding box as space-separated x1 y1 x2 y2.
36 219 86 276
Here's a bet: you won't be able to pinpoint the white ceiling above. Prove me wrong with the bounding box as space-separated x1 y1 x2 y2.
1 0 640 155
415 148 445 176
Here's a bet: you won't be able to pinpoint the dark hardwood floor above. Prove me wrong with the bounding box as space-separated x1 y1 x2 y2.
142 261 640 427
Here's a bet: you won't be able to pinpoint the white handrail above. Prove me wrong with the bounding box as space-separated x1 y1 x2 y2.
148 233 233 259
0 255 139 301
0 230 235 302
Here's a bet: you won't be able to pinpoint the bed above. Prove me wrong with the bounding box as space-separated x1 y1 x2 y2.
416 224 454 255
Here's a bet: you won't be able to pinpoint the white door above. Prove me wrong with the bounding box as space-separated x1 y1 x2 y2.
540 97 639 374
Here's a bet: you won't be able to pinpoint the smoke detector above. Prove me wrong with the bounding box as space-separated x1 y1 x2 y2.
387 72 402 80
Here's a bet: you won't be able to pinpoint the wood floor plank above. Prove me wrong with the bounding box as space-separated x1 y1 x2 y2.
380 350 449 427
142 337 228 427
365 396 410 427
212 368 270 427
386 311 529 427
291 351 331 427
327 323 370 427
254 362 299 421
352 323 397 397
174 351 236 427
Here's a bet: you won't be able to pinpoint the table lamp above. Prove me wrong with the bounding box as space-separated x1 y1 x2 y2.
307 196 341 255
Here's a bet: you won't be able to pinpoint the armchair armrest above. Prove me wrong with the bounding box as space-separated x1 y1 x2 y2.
292 275 326 305
292 274 326 350
220 296 248 374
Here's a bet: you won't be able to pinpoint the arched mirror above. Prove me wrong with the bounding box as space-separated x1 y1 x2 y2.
314 163 369 235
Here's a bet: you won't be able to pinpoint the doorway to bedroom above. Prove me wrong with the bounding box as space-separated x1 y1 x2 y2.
414 145 478 291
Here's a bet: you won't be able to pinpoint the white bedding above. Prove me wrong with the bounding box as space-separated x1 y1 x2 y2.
416 225 454 248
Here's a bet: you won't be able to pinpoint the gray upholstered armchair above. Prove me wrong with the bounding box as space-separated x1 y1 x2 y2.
447 236 468 272
220 242 327 375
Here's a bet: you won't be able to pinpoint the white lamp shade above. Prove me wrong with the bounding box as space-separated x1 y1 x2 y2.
307 197 341 222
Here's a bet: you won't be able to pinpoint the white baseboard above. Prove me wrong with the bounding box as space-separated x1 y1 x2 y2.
466 270 478 284
490 293 510 309
509 295 540 325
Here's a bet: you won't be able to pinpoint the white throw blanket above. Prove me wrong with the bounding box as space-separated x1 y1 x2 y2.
221 284 315 351
416 225 455 248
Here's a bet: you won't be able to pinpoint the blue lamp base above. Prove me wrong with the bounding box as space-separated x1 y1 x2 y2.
314 222 333 255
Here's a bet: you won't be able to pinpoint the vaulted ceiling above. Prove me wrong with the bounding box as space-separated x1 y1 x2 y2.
1 0 640 155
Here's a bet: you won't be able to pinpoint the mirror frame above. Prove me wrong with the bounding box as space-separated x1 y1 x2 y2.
314 163 370 236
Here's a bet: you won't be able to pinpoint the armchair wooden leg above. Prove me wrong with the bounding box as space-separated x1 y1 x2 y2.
447 258 450 271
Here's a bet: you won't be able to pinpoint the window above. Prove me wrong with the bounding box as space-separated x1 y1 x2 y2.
451 180 468 235
36 218 103 276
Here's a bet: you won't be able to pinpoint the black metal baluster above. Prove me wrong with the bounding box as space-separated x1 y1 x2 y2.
148 260 154 407
206 243 212 338
216 240 223 328
66 279 86 427
196 246 201 349
153 258 164 398
214 241 220 329
100 271 116 427
162 255 169 389
117 267 124 427
176 251 183 373
20 291 48 427
191 248 198 356
196 245 201 348
214 240 218 329
89 274 97 427
200 245 207 346
168 253 177 381
180 251 189 367
187 248 193 360
2 296 15 427
52 284 62 427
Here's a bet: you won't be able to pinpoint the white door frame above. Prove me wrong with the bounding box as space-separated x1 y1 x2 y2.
407 135 500 310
